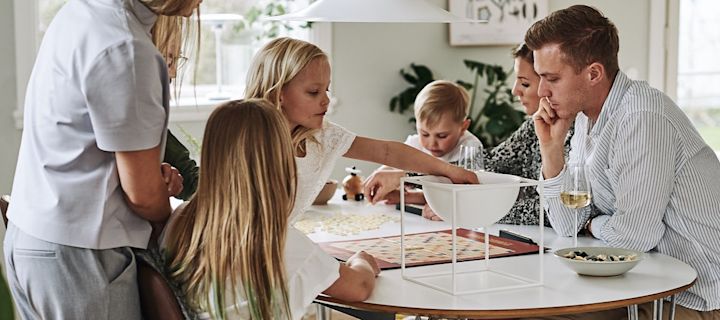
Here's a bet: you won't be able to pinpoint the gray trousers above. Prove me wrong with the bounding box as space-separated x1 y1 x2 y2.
3 223 141 319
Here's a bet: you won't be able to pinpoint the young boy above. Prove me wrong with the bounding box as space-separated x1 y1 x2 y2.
405 80 482 163
372 80 482 219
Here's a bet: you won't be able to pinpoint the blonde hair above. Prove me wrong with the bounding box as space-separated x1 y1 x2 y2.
244 37 327 154
414 80 470 128
143 1 201 80
166 99 296 320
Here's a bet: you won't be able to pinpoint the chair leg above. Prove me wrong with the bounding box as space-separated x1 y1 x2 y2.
653 299 664 320
627 304 639 320
669 295 677 320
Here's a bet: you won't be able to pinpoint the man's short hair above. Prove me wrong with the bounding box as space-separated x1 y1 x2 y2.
524 5 619 74
414 80 470 128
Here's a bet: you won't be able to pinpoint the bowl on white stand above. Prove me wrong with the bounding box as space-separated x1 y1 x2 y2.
420 171 521 228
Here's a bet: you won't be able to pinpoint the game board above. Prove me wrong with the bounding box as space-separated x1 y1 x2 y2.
319 229 541 270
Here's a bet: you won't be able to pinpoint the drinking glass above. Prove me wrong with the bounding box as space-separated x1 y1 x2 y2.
458 144 484 172
560 163 592 247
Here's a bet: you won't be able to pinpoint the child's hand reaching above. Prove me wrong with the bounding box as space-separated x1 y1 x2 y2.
363 169 405 204
443 164 480 185
347 251 381 277
422 204 443 221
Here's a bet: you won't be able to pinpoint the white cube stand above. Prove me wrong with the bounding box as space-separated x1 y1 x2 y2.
399 175 545 295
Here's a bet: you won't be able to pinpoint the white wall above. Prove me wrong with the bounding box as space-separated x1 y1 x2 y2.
0 0 20 196
328 0 651 182
0 0 652 192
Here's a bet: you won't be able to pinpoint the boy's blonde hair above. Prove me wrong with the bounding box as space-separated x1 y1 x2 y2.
167 99 296 320
244 37 327 154
414 80 470 128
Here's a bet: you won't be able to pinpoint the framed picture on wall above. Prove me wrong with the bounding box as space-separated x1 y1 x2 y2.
449 0 549 46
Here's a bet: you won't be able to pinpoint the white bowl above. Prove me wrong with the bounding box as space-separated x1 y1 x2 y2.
419 171 521 228
554 247 644 277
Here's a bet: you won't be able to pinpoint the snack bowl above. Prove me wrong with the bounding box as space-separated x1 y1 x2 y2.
419 171 521 228
554 247 644 277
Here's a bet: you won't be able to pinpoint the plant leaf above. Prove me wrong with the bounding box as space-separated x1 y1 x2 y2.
400 69 418 84
456 80 473 90
411 63 434 82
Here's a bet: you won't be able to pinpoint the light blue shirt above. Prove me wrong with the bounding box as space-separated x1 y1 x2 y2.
542 72 720 311
8 0 169 249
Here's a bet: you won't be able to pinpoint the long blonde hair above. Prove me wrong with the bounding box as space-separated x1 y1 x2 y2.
244 37 327 154
166 99 296 320
142 0 201 80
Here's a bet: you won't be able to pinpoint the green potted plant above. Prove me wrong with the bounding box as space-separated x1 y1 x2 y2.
388 60 525 148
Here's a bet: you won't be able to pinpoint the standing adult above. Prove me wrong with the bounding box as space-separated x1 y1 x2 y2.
528 5 720 318
3 0 200 318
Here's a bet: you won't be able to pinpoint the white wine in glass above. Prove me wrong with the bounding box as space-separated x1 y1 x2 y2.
560 163 592 247
560 191 592 209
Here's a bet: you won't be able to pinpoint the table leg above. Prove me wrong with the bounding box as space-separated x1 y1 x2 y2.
669 295 677 320
653 299 664 320
316 304 331 320
627 304 639 320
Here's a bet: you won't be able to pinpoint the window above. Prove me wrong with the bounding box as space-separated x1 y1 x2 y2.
676 0 720 152
12 0 331 127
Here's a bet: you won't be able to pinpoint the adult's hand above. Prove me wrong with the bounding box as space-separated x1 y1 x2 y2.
161 162 183 197
533 97 573 178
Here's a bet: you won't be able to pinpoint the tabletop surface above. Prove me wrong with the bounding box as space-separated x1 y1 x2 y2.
302 192 697 317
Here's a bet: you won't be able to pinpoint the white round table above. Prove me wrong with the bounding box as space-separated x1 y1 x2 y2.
304 194 697 319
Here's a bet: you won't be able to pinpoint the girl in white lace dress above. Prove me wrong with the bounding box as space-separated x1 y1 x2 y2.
245 38 478 222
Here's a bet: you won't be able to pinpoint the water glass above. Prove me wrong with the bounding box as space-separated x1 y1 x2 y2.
458 144 484 172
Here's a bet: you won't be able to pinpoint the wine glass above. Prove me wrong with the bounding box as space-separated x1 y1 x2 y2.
458 144 484 172
560 163 592 247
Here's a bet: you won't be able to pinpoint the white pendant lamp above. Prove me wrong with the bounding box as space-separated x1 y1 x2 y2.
266 0 485 23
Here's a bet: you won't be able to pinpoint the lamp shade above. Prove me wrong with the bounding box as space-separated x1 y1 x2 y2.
265 0 483 23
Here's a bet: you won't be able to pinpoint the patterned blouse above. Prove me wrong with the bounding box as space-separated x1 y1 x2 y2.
484 118 573 226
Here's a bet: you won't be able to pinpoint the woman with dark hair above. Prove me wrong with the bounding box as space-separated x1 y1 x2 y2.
470 44 574 225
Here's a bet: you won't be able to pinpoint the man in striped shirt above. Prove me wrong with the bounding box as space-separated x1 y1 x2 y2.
526 5 720 319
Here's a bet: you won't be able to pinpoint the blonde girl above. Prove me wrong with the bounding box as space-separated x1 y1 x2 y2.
4 0 201 318
245 37 478 215
163 99 297 319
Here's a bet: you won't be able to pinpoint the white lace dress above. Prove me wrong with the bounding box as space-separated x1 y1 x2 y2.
290 120 357 222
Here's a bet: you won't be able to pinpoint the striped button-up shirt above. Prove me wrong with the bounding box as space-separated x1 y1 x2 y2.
541 71 720 311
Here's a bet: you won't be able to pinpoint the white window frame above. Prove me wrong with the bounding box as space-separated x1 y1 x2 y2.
646 0 679 100
12 0 332 128
649 0 720 156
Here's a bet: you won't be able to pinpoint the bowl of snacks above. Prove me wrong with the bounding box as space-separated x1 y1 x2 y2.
419 171 522 228
554 247 644 277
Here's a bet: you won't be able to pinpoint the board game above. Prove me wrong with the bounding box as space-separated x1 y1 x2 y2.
319 229 541 270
